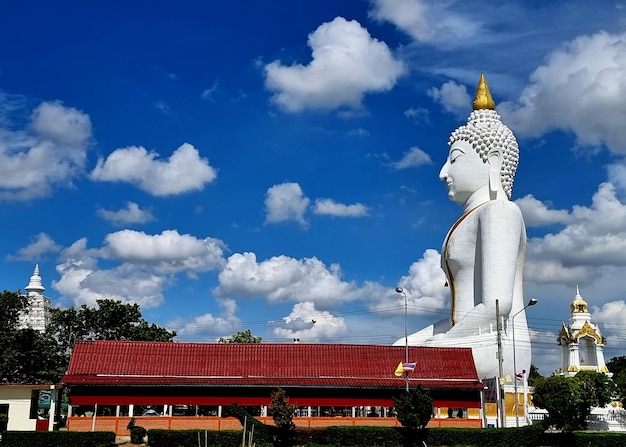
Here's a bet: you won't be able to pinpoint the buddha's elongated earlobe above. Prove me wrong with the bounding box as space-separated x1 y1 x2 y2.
488 150 502 196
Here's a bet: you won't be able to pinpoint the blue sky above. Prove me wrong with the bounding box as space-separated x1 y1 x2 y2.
2 0 626 376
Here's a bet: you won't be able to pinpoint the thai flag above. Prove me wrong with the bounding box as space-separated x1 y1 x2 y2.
403 362 417 371
516 373 523 381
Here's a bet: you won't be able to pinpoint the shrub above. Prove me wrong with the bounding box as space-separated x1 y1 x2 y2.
130 425 147 444
127 416 147 444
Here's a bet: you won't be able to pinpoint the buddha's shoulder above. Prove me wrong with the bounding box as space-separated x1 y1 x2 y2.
476 199 523 218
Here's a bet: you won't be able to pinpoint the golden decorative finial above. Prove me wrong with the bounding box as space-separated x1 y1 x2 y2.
472 72 495 110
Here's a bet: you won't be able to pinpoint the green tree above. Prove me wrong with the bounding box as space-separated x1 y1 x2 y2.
392 386 433 447
576 370 615 419
532 371 615 431
607 356 626 406
219 329 262 343
527 363 542 387
0 290 64 384
268 388 296 447
47 299 176 381
0 290 28 331
532 375 581 431
2 295 175 384
82 299 176 341
49 299 175 345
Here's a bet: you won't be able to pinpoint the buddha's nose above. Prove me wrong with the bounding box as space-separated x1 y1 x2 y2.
439 162 449 180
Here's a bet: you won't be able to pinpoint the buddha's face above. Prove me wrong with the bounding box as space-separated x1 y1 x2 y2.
439 139 489 205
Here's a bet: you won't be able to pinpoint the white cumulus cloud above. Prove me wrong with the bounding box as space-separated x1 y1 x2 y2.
592 300 626 327
370 0 481 45
171 298 241 340
90 142 217 196
0 100 91 201
273 301 348 341
51 229 226 308
215 252 359 307
392 249 448 313
102 229 226 274
97 201 155 226
525 182 626 284
31 101 92 146
515 195 572 227
313 198 369 217
264 182 310 226
427 81 472 118
368 249 448 330
499 31 626 154
7 232 62 261
265 16 405 112
390 146 432 170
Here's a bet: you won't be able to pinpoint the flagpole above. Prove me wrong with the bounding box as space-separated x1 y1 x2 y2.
395 287 409 392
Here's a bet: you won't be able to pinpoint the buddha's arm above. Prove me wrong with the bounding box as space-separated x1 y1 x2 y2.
444 200 525 337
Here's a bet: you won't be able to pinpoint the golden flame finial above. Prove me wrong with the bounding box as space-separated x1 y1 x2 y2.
472 72 495 110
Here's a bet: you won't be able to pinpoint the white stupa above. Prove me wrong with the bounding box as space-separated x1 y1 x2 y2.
18 264 52 332
557 286 610 377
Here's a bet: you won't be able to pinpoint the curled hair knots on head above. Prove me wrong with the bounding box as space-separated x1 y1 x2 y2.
448 109 519 199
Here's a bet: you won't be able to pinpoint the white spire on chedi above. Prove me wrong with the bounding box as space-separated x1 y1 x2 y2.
25 263 46 296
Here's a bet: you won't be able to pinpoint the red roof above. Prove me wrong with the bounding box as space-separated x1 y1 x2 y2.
62 341 482 390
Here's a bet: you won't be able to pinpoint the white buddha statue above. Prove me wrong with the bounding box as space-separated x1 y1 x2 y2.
395 74 530 380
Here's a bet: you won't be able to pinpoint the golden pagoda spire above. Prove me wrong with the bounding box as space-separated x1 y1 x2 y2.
472 72 495 110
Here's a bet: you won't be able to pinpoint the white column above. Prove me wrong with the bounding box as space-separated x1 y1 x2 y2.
129 404 134 417
596 345 608 373
91 404 98 432
495 377 503 427
569 343 580 374
523 372 530 425
218 406 222 417
115 406 120 417
48 386 57 431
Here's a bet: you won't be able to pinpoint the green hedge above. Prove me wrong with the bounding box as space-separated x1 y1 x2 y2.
294 426 403 446
424 425 544 447
144 426 626 447
0 430 115 447
539 430 626 447
148 429 272 447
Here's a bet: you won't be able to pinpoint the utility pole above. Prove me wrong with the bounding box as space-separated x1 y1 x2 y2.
395 287 409 392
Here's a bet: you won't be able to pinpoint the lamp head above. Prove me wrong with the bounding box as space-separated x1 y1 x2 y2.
528 298 538 306
395 287 404 294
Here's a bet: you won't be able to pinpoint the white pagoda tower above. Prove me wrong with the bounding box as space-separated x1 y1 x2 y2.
557 286 610 377
18 264 52 332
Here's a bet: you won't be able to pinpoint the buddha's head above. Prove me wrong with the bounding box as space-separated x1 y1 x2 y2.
445 74 519 200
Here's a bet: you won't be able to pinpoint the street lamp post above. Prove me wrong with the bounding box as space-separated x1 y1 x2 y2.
512 298 538 427
395 287 409 392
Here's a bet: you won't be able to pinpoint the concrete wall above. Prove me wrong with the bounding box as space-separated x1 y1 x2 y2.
0 385 41 431
67 415 482 435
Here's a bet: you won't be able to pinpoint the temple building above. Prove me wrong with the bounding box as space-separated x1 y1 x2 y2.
557 287 610 377
18 264 52 333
